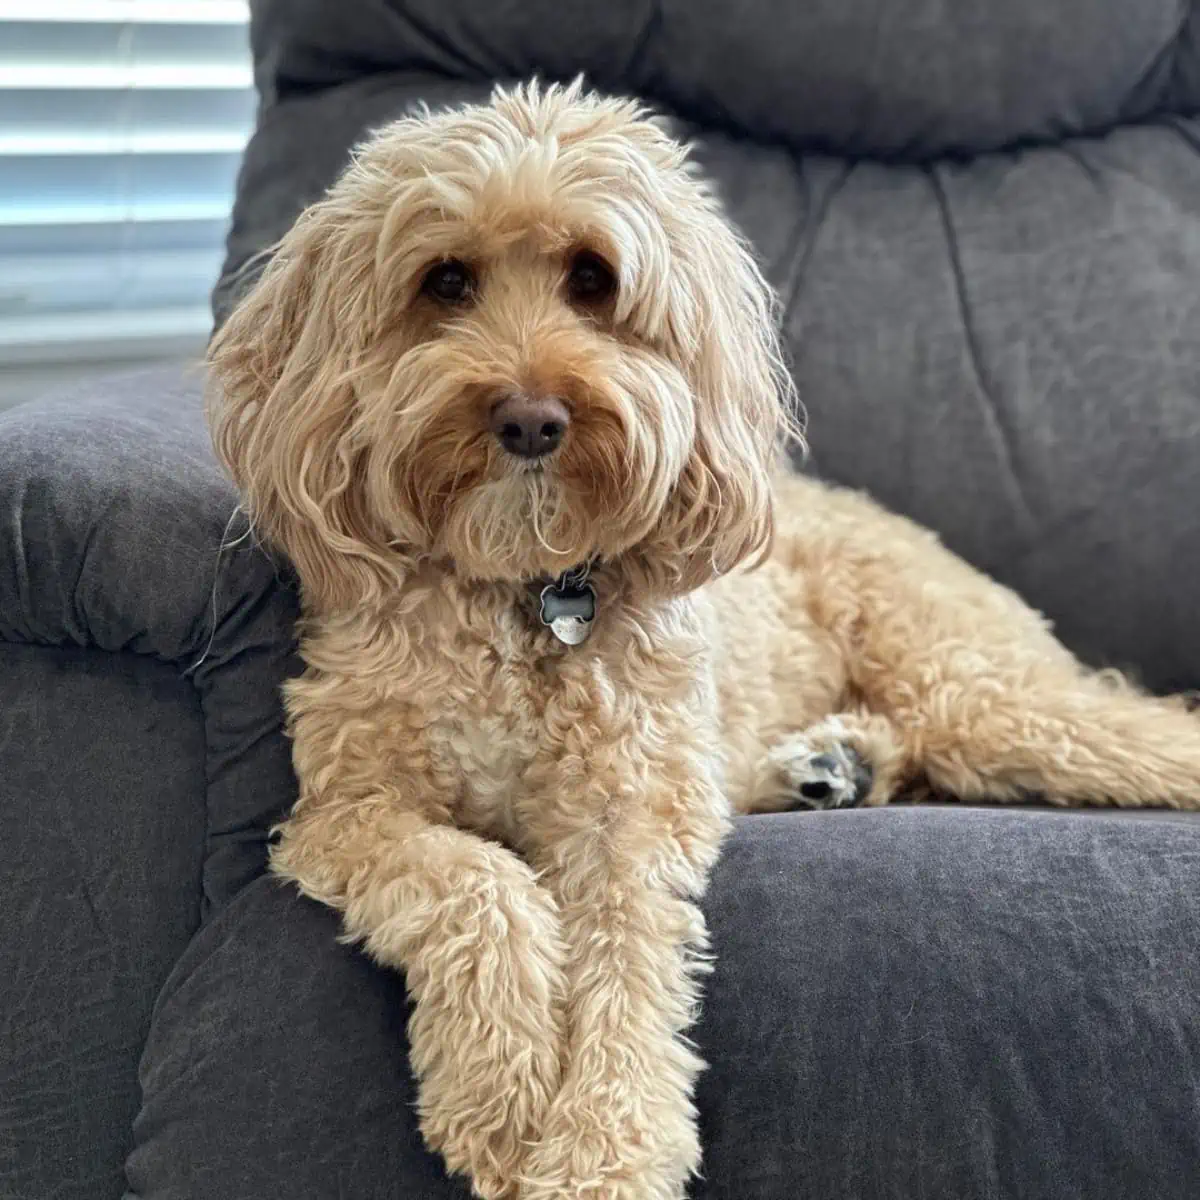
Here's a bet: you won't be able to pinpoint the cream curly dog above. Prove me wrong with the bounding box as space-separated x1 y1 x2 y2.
207 81 1200 1200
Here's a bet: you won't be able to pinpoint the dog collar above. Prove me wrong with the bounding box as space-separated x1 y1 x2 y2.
537 562 596 646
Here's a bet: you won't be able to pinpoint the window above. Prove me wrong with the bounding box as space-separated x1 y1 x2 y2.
0 1 255 365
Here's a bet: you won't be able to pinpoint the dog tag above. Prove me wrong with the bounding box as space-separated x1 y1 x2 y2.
550 613 592 645
539 577 596 646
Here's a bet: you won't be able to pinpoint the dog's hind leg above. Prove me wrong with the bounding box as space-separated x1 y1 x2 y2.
902 670 1200 810
754 482 1200 812
840 536 1200 810
756 649 1200 815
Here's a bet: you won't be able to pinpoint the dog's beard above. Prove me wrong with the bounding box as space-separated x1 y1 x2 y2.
431 412 678 579
361 341 696 582
441 471 593 580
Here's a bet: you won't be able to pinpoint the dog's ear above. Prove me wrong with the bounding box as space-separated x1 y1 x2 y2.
207 202 405 613
643 197 803 595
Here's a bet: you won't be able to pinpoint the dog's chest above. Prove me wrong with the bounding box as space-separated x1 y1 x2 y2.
418 611 556 844
436 700 539 839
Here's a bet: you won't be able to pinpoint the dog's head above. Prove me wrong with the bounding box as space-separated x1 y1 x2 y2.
208 80 801 612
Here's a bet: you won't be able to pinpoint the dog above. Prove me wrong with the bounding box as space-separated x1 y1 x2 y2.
207 80 1200 1200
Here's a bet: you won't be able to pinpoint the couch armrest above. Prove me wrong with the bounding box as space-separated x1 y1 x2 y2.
0 367 300 910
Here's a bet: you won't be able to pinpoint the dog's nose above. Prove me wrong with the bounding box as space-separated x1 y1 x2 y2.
490 393 570 459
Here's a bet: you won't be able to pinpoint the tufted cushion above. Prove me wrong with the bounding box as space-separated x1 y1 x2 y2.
247 0 1200 157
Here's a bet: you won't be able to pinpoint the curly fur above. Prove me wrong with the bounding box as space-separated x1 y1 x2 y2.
207 80 1200 1200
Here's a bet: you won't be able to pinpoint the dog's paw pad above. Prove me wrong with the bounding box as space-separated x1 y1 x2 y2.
787 743 873 810
797 754 844 801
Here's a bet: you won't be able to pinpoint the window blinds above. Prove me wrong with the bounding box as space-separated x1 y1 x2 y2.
0 1 255 364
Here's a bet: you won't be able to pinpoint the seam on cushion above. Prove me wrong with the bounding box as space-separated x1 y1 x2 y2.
188 531 291 921
925 166 1038 537
697 106 1200 170
1165 1 1199 108
1057 140 1107 190
1165 111 1200 154
193 662 214 925
71 489 125 646
775 157 815 309
621 0 663 92
1118 1 1193 123
1060 123 1200 213
386 6 484 81
779 161 854 334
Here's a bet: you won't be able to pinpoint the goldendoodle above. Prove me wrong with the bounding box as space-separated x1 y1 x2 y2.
207 80 1200 1200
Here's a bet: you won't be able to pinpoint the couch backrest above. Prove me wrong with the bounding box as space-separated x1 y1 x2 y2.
249 0 1200 156
218 0 1200 690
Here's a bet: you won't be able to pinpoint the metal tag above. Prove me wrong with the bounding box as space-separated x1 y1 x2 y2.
549 613 593 645
539 577 596 646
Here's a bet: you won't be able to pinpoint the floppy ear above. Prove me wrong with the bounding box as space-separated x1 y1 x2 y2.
206 201 405 613
641 195 803 595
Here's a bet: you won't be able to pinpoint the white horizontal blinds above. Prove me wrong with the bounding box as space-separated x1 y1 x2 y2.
0 1 255 363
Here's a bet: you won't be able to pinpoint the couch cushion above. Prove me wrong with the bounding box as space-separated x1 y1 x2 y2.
783 123 1200 692
0 646 205 1200
0 371 304 1197
126 807 1200 1200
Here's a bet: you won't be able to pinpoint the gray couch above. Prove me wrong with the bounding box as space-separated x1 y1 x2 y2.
3 2 1200 1198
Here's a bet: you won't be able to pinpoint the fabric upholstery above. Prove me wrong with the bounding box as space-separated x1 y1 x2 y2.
0 372 300 1200
2 2 1199 1198
126 808 1200 1200
216 0 1200 692
244 0 1200 156
0 371 301 912
0 646 204 1200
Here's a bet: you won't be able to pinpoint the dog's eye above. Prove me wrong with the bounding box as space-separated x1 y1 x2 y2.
567 251 616 304
421 260 475 304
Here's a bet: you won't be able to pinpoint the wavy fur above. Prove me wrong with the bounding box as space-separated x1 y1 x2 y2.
206 81 1200 1200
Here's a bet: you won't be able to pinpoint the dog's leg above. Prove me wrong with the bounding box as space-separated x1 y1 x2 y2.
516 680 729 1200
759 685 1200 812
517 784 721 1200
273 774 567 1200
753 489 1200 811
903 671 1200 809
835 526 1200 809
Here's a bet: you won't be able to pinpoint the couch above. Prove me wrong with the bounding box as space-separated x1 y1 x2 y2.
3 1 1200 1197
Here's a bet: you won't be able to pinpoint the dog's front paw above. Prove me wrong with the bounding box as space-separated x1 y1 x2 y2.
420 1074 543 1200
768 732 873 810
519 1095 696 1200
414 985 565 1200
790 742 873 809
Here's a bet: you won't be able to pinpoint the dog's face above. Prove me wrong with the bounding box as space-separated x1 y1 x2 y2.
208 82 799 611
